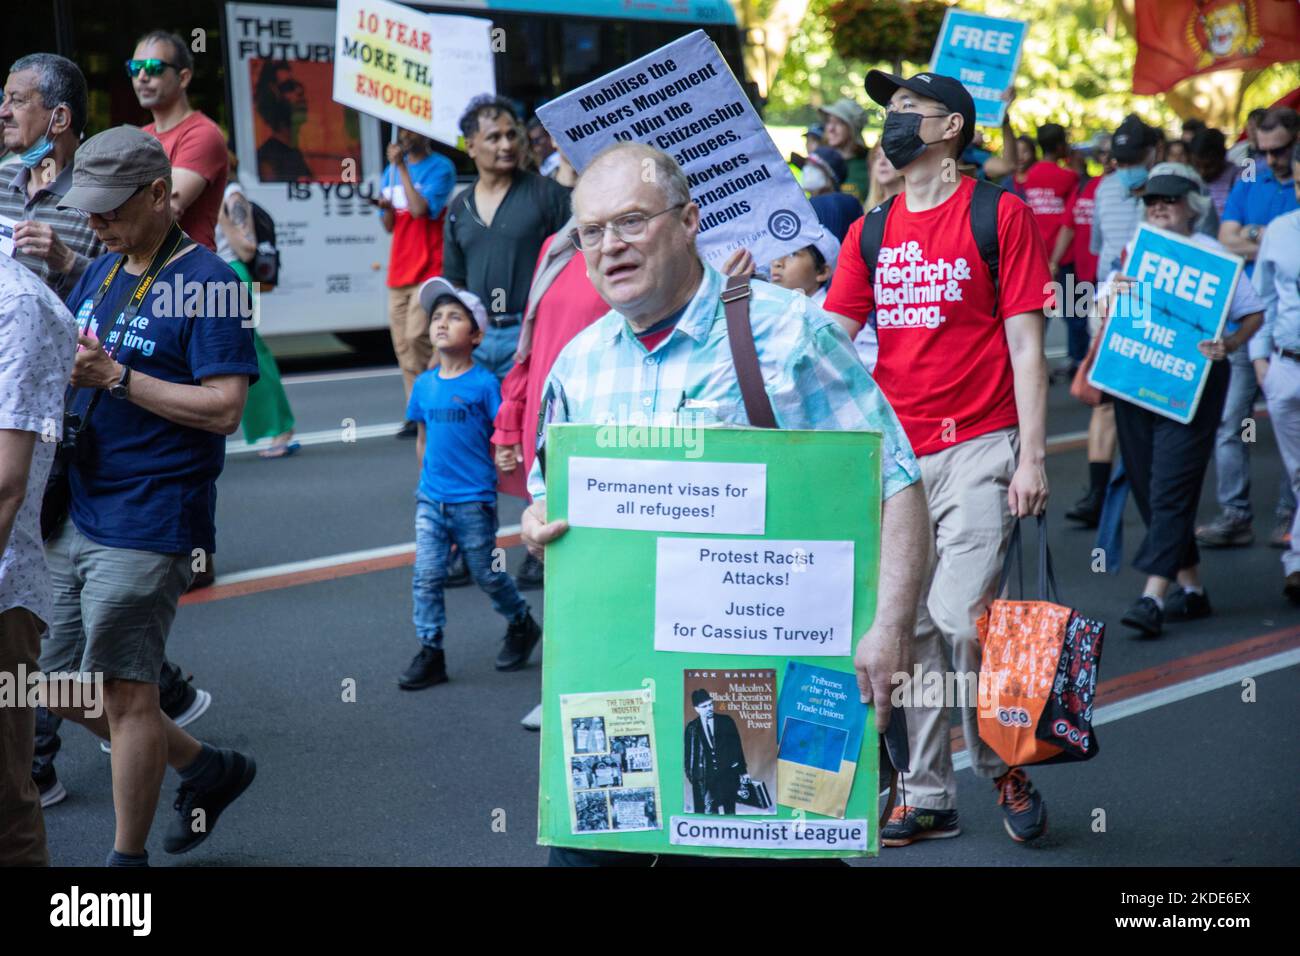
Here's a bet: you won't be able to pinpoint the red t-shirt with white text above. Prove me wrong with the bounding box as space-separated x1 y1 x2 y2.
823 176 1052 457
1067 176 1101 284
1021 160 1079 266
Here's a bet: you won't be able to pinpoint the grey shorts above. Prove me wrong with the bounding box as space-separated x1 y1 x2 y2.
39 523 193 684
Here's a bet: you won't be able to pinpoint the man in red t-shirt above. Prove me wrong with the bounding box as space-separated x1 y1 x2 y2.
1026 124 1083 366
131 31 227 252
824 69 1052 848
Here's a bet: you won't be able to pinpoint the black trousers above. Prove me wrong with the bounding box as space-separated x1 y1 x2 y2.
1113 359 1231 580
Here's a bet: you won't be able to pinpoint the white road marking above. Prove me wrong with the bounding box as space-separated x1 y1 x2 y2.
281 367 403 385
227 422 405 455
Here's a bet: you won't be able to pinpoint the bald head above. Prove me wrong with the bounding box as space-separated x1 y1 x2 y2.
573 142 691 217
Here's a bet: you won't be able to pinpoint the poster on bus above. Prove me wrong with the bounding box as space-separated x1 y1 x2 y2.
536 30 821 271
225 3 389 335
332 0 496 146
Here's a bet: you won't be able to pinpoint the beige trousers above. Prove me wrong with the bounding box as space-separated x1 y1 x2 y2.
903 427 1019 810
388 284 433 400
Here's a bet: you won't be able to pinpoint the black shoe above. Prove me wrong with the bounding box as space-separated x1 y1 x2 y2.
880 805 961 847
445 550 471 588
159 664 213 728
1164 587 1212 621
35 766 67 809
496 611 541 671
398 646 448 689
1064 487 1103 528
1121 596 1164 637
515 552 544 591
396 420 418 440
994 768 1046 843
163 750 257 854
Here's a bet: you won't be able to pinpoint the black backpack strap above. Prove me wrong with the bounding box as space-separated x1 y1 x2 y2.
970 178 1005 316
856 196 897 330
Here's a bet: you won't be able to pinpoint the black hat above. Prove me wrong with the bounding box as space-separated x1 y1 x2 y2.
1111 115 1155 164
690 688 712 707
865 69 977 148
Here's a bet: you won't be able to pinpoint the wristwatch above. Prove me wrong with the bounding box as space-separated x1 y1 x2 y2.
1246 226 1261 242
109 364 131 400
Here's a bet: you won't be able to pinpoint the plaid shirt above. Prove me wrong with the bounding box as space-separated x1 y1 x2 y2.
0 161 105 299
527 264 920 501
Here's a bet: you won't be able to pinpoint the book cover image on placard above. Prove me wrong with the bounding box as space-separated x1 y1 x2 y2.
560 689 662 834
682 669 777 815
776 662 868 818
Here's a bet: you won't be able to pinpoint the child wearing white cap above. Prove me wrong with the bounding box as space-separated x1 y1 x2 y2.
398 278 541 689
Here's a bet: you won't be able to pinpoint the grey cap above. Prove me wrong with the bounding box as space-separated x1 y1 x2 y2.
59 126 171 214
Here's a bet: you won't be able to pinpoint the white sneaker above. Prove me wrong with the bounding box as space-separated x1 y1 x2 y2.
101 688 212 754
520 703 542 731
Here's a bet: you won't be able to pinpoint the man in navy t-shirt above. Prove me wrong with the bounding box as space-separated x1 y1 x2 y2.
41 127 259 866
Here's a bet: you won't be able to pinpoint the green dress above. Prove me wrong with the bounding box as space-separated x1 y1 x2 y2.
228 259 296 444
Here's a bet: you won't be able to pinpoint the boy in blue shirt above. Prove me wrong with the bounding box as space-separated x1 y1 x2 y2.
399 278 540 689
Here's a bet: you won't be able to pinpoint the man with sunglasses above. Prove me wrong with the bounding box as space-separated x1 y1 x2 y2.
130 30 227 254
1198 108 1300 551
43 126 259 865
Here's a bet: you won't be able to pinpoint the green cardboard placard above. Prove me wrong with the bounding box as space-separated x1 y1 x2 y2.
537 424 882 859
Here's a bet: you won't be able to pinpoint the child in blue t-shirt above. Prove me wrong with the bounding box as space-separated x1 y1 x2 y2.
399 278 540 689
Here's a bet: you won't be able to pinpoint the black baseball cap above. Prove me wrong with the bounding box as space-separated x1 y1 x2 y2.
1111 115 1157 164
865 69 977 148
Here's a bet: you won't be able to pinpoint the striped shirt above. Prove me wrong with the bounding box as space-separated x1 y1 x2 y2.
1250 209 1300 361
1089 171 1140 280
0 162 104 299
526 264 920 502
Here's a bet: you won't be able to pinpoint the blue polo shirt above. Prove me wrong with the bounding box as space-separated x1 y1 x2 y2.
1223 167 1299 276
63 246 258 555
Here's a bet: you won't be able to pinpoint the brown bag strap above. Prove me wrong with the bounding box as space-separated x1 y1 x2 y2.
721 274 777 429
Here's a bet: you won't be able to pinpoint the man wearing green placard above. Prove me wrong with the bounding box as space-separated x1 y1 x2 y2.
520 141 931 866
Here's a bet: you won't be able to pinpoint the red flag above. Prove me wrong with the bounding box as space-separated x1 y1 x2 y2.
1133 0 1300 95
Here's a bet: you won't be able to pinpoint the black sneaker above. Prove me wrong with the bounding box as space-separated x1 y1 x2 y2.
880 805 961 847
163 749 257 854
1120 596 1164 637
516 552 544 591
35 767 67 809
1164 587 1212 621
1064 487 1103 528
445 550 471 588
994 768 1046 843
496 611 541 671
398 646 447 689
395 420 418 440
160 663 213 727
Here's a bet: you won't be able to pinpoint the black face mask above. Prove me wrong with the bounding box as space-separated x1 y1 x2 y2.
881 111 950 170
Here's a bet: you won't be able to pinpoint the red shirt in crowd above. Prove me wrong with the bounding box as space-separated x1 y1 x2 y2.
493 234 609 480
1066 176 1101 284
1020 159 1079 268
143 111 228 252
823 176 1052 457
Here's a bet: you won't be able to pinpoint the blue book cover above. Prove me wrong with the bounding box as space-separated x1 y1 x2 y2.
776 662 868 817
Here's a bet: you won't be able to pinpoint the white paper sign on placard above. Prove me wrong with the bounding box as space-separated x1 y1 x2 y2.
567 457 766 535
654 537 854 656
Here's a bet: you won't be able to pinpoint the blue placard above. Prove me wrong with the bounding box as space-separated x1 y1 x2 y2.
929 9 1027 127
1087 225 1243 425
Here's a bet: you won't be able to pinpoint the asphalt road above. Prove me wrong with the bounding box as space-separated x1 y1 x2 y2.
38 344 1300 867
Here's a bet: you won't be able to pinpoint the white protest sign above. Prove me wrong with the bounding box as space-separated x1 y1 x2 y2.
670 817 869 851
333 0 494 146
568 457 766 535
536 30 820 270
654 538 854 656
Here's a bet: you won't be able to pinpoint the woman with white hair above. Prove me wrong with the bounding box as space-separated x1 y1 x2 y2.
1108 163 1266 637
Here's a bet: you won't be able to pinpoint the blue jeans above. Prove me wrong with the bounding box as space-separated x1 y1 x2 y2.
413 497 527 645
473 320 521 381
1214 349 1295 520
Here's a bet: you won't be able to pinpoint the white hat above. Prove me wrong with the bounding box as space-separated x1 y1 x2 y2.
810 227 841 274
418 277 489 331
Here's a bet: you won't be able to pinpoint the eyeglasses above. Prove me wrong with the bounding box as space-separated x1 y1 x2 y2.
570 204 685 250
1141 193 1182 207
92 184 148 222
125 58 182 79
1261 140 1298 159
